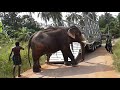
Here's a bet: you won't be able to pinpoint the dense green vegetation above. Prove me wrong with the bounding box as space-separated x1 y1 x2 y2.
0 12 120 78
113 39 120 72
99 12 120 37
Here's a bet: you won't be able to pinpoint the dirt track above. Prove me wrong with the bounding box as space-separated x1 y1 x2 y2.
18 40 120 78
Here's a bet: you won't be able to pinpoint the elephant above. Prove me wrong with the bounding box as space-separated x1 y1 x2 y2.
28 26 87 72
44 26 74 64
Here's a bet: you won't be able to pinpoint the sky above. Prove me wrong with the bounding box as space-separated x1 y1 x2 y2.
97 12 119 17
19 12 120 25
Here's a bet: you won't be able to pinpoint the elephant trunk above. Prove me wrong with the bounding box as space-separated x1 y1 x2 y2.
80 42 85 61
78 34 86 61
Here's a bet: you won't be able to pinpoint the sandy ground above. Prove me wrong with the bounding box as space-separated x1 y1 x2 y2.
17 39 120 78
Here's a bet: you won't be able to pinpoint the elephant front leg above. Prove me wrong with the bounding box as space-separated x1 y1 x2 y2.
46 53 52 64
61 51 71 66
67 49 78 66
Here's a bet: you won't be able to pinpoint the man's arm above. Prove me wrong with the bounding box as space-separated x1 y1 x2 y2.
20 46 24 50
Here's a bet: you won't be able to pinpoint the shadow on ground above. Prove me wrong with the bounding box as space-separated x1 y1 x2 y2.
36 63 113 78
76 46 109 63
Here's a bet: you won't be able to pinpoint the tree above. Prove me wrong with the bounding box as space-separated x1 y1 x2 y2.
2 12 22 30
21 15 41 31
66 12 82 26
117 13 120 27
99 15 106 28
35 12 63 26
98 12 120 37
98 12 115 34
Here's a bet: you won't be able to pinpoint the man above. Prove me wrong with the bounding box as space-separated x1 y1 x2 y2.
105 35 113 54
9 42 24 78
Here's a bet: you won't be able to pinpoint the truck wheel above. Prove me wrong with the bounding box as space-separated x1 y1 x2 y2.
99 44 102 47
94 44 97 50
91 45 95 52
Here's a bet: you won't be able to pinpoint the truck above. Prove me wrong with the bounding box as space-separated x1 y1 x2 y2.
81 12 102 52
49 12 102 63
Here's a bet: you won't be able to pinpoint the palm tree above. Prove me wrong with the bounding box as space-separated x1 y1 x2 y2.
91 12 97 21
66 12 83 26
66 12 81 23
49 12 63 26
31 12 63 26
104 12 114 34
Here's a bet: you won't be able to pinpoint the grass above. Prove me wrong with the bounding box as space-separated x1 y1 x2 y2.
112 39 120 72
0 41 46 78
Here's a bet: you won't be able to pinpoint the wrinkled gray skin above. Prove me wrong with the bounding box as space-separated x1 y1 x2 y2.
28 26 86 72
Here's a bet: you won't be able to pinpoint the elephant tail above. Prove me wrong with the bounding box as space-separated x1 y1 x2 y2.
28 34 34 67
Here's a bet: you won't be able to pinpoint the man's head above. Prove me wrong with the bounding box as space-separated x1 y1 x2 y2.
15 42 19 46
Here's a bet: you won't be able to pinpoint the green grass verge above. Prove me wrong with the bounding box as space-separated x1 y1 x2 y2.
112 39 120 72
0 41 46 78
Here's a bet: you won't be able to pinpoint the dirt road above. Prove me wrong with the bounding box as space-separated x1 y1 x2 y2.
18 40 120 78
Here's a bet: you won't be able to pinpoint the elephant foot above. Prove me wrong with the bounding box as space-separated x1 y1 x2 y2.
33 68 41 72
39 65 41 68
33 66 41 72
46 62 51 65
80 59 84 62
71 61 78 67
72 65 78 67
64 61 71 66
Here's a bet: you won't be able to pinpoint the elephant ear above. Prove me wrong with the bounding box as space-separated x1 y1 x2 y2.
67 28 75 39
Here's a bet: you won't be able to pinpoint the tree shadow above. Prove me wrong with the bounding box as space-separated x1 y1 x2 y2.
76 46 109 62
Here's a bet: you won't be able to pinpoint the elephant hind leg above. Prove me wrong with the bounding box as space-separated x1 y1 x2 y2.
46 53 52 64
32 50 42 72
33 58 41 72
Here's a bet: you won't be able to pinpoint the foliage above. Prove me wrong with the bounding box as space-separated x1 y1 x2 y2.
98 12 120 37
0 32 11 45
21 15 41 31
113 39 120 72
40 12 63 26
1 12 42 38
66 12 82 26
2 12 22 30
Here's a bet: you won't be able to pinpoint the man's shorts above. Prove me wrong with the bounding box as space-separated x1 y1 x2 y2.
12 56 22 65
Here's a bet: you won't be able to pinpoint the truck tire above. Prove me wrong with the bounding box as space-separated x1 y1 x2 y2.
99 44 102 47
91 44 95 52
94 44 97 50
